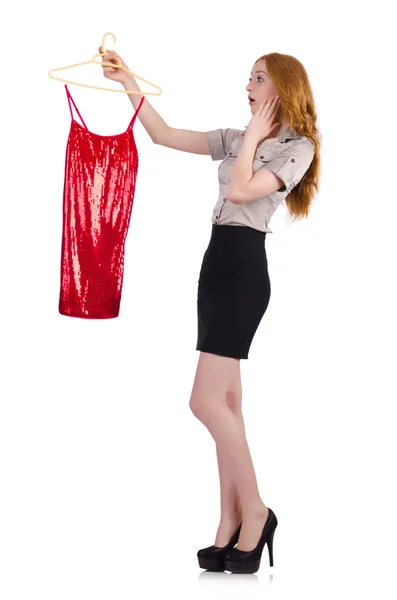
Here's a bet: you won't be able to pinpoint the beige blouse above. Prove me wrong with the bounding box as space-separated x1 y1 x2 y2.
205 126 315 234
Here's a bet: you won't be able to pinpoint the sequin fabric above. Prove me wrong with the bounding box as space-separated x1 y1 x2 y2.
59 84 145 318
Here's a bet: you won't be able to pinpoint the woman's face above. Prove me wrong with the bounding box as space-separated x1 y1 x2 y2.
246 59 279 113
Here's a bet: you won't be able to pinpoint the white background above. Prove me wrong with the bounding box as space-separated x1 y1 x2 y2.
1 0 396 597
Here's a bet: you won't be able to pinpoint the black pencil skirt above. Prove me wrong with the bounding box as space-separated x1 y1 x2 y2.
196 224 271 360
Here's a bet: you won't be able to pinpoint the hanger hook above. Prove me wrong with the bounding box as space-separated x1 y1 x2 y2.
101 31 116 54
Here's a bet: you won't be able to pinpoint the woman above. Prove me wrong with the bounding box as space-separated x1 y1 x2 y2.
100 47 320 574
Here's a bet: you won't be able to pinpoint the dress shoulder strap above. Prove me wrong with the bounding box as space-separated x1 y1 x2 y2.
64 85 89 130
126 95 146 131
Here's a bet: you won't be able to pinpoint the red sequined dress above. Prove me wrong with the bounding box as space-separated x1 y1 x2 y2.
59 84 145 318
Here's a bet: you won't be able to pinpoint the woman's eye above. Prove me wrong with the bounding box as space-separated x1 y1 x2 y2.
248 77 263 82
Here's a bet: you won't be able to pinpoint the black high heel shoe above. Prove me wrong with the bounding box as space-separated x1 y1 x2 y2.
197 522 242 571
223 507 277 574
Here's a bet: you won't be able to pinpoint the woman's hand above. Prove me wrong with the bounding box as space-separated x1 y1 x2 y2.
98 46 132 86
245 96 281 143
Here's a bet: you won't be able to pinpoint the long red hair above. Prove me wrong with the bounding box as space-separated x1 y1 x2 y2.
242 53 322 224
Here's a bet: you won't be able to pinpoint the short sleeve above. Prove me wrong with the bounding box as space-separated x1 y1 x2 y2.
205 128 242 161
262 139 315 193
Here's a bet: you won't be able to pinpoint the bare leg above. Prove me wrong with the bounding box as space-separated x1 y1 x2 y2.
190 352 269 551
213 387 244 546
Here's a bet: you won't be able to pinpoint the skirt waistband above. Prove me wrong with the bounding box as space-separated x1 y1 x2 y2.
207 224 267 260
211 224 266 235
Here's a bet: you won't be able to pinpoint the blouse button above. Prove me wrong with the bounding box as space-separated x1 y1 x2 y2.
260 155 264 159
291 158 296 162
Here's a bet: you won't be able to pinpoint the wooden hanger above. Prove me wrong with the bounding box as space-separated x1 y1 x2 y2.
48 31 162 96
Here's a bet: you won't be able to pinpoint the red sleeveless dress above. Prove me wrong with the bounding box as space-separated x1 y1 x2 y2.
59 84 145 319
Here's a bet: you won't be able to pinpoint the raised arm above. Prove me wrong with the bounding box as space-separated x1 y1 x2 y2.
99 49 216 156
153 126 210 154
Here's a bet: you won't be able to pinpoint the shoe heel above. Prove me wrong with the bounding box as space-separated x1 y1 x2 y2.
267 526 276 566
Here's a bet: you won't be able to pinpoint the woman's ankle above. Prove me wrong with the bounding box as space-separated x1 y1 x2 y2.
241 499 268 518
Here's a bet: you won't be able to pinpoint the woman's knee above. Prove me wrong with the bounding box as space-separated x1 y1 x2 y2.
189 395 218 420
225 373 242 414
189 353 242 416
225 390 241 414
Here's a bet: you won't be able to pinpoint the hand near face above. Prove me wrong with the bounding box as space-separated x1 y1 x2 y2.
245 96 281 143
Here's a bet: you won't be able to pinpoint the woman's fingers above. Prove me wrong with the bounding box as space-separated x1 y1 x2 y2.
97 47 130 84
98 47 118 73
99 46 116 61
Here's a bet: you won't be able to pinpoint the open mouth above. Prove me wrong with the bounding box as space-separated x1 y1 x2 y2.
249 96 255 103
